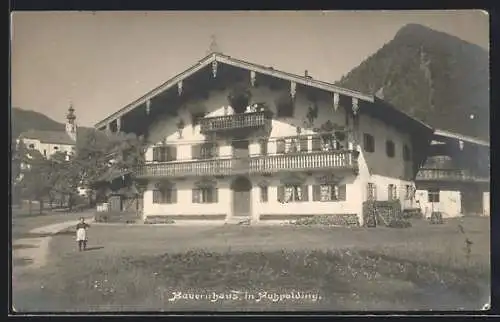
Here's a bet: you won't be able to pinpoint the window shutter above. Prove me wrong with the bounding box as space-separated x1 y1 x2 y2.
214 188 219 203
277 185 285 202
338 185 346 201
153 190 161 204
260 140 268 155
312 136 321 151
313 185 321 201
192 144 200 159
152 147 160 161
301 185 309 202
213 144 219 158
168 146 177 161
192 188 200 203
171 188 177 204
277 140 285 154
300 137 308 152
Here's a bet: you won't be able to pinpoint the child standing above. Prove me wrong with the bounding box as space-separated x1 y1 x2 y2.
76 217 90 251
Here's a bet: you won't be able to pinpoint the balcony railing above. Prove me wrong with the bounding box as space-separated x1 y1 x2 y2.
416 168 489 183
199 110 272 134
249 150 358 174
136 150 359 179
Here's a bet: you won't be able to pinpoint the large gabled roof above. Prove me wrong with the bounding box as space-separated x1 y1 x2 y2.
18 129 76 145
94 52 378 129
433 129 489 147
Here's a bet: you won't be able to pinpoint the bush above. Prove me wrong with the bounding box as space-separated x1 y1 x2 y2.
144 216 176 225
293 214 359 227
402 208 423 220
95 211 139 224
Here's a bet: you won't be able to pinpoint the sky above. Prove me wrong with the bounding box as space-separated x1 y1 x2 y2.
11 10 489 127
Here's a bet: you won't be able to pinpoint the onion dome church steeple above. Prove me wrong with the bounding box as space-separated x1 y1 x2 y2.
65 103 77 142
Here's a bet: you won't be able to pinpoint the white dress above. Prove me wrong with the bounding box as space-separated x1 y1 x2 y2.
76 225 88 241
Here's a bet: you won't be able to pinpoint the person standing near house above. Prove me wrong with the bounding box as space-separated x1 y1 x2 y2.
76 217 90 251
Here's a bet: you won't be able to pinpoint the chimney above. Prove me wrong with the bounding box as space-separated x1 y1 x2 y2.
304 70 308 77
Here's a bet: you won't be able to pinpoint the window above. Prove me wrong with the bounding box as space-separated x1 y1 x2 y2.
405 185 414 200
260 186 268 203
313 184 347 202
153 187 177 204
311 136 322 151
278 185 308 202
403 145 411 161
428 189 440 203
53 146 59 150
200 142 218 159
153 145 177 162
367 183 377 200
363 133 375 153
276 139 286 154
386 140 395 158
259 140 268 155
29 144 35 149
192 187 218 204
388 184 397 200
43 149 47 156
285 138 300 153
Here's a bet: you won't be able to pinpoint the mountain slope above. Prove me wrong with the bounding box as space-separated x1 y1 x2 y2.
11 107 94 140
336 24 489 141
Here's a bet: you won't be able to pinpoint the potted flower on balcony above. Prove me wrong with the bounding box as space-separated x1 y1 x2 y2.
227 85 252 114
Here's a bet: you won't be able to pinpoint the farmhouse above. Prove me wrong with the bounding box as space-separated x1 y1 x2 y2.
94 52 434 225
414 129 490 218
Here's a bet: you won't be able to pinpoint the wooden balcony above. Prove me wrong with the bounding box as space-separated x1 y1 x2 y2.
136 158 235 178
416 168 489 183
249 150 359 174
199 110 272 134
135 150 359 179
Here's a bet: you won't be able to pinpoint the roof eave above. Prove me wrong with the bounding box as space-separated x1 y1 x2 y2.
94 52 375 129
433 129 489 147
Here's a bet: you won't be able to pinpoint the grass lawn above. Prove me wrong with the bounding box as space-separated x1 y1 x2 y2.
12 217 490 312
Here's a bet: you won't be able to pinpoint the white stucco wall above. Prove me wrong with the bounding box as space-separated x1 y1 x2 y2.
141 80 419 221
414 189 462 218
250 174 362 220
143 178 232 218
483 191 490 216
19 138 75 158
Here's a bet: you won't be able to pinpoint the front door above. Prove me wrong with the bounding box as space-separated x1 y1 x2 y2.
231 176 252 217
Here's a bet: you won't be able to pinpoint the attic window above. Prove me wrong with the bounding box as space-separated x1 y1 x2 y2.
54 146 59 150
363 134 375 153
386 140 395 158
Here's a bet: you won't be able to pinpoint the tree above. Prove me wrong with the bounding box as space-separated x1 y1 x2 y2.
11 139 29 206
71 130 146 205
17 149 52 215
47 151 80 210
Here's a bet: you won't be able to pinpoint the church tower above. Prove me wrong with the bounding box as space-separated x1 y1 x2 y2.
66 104 77 142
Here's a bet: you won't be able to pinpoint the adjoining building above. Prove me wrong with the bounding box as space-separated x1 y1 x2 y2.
16 106 90 197
415 129 490 218
94 52 435 224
